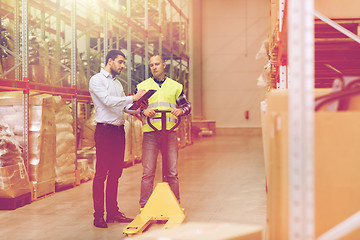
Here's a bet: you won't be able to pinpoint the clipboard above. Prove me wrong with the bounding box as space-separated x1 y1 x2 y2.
129 89 157 110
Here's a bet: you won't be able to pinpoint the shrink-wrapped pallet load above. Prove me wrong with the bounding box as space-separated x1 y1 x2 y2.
0 122 32 201
76 154 94 183
28 94 56 198
54 96 76 190
0 92 56 199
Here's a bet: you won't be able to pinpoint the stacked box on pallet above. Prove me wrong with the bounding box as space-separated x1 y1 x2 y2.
0 122 32 209
131 115 143 161
124 114 131 163
124 113 143 167
78 109 96 150
54 96 76 190
0 92 56 199
78 110 96 182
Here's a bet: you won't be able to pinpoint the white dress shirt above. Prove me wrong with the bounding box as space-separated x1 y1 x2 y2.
89 69 136 126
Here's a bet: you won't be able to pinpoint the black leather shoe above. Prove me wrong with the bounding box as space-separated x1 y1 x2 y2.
94 217 108 228
106 211 133 223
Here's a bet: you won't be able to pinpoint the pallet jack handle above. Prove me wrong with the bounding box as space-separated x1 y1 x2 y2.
146 109 181 132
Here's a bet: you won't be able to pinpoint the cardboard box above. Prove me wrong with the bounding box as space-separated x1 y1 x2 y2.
262 89 360 239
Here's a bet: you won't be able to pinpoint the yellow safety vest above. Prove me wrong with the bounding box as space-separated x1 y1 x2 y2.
137 78 183 132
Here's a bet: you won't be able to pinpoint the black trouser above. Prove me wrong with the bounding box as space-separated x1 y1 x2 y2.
93 123 125 218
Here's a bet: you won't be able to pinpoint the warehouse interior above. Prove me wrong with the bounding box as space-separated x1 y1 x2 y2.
1 0 360 239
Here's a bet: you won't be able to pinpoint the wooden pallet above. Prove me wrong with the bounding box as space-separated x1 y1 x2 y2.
0 192 32 210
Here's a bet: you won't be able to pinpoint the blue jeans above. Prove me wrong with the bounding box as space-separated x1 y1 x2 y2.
140 131 179 207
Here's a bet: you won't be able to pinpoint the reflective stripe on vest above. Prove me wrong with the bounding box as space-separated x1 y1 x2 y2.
143 117 177 126
148 102 177 109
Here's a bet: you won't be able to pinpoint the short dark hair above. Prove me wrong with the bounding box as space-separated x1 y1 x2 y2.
150 54 165 63
105 50 126 65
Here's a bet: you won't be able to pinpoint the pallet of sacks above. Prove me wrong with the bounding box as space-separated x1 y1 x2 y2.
0 91 56 199
0 122 32 210
53 96 76 190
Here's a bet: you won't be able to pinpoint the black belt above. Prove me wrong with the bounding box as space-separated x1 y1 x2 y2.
97 123 124 129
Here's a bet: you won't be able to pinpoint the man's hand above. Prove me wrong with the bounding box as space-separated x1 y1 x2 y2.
143 109 157 118
133 89 146 102
171 108 183 117
139 99 148 110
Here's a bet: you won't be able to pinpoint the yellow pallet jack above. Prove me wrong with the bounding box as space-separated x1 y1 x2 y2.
123 110 186 236
123 182 186 235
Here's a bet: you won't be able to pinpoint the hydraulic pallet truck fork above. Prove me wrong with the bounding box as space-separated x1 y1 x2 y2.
123 110 186 236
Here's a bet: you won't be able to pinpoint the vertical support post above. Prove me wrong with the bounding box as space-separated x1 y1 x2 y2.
145 0 149 79
85 8 90 86
126 0 132 94
288 0 315 239
179 0 183 83
15 0 20 80
56 0 61 86
22 0 29 171
279 65 287 89
103 11 108 65
158 0 163 57
41 8 45 40
141 56 144 79
97 37 101 68
71 0 79 184
169 1 174 78
278 0 286 89
116 35 119 50
279 0 285 34
186 1 189 57
179 0 182 56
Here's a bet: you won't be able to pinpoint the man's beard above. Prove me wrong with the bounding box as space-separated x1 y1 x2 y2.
111 68 121 77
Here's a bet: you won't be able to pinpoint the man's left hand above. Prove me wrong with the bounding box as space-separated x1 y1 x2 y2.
140 99 148 110
171 108 183 117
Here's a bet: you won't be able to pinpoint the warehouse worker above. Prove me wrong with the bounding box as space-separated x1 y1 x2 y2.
89 50 146 228
136 55 191 208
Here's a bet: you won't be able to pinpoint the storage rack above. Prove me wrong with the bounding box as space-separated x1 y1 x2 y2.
270 1 360 89
269 0 360 239
0 0 191 172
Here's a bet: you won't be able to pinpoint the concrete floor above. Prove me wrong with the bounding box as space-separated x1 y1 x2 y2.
0 133 266 240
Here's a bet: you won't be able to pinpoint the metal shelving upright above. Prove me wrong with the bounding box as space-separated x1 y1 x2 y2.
269 0 315 239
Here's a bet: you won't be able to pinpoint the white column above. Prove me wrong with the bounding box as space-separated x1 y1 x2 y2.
288 0 315 239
